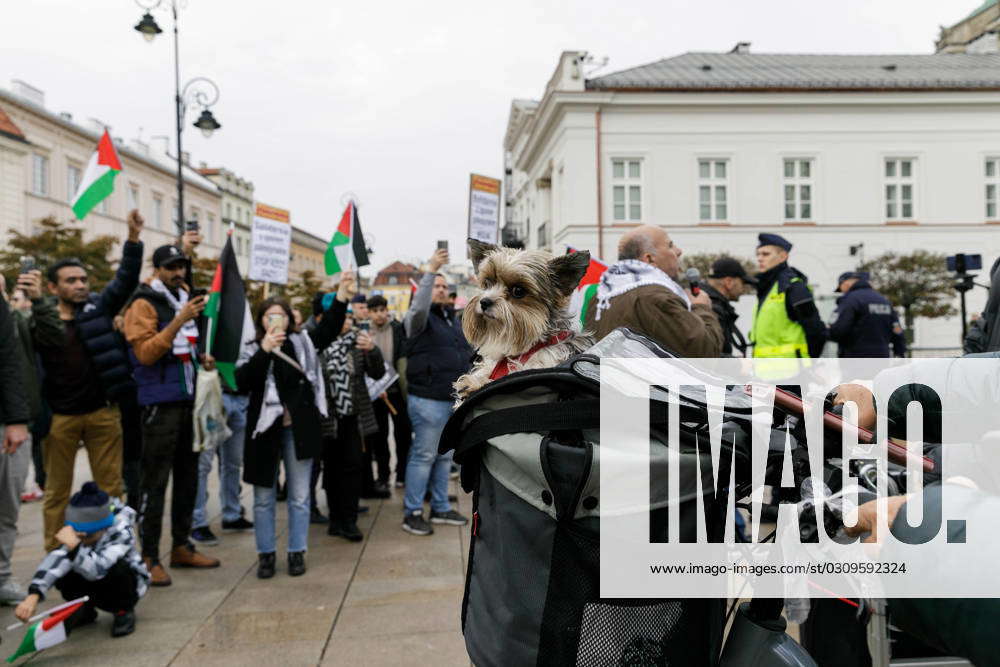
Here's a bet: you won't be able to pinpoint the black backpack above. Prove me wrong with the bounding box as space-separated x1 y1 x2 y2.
440 329 753 667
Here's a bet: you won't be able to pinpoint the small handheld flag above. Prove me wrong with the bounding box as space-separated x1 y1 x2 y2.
325 201 370 275
6 599 87 662
71 130 122 221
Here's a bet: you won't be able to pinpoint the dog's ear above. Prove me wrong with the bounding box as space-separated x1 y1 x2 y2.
468 238 498 273
549 250 591 296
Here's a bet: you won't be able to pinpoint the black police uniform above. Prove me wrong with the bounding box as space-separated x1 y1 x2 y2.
828 279 906 357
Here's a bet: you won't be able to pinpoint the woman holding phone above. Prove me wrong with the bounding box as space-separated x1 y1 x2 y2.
236 273 355 579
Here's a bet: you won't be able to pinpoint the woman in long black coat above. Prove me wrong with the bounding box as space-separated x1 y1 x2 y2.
236 278 352 579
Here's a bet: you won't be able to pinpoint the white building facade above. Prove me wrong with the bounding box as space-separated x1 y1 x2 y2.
504 50 1000 350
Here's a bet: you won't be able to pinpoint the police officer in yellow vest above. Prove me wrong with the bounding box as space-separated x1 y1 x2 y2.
750 233 827 359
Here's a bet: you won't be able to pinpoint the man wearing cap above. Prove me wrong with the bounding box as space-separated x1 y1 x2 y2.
123 244 220 584
750 233 827 359
350 293 369 322
34 210 145 555
829 272 906 358
704 257 755 357
16 482 149 638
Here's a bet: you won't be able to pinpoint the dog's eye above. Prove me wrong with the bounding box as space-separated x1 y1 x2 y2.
481 279 493 289
510 285 527 299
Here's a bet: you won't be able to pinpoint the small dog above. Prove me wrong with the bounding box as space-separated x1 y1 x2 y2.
454 239 594 402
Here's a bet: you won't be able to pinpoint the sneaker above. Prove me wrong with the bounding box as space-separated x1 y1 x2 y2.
310 508 329 524
401 512 434 536
111 609 136 638
169 543 221 569
190 527 219 546
357 505 370 515
257 552 276 579
0 580 26 606
288 551 306 577
430 509 468 526
20 490 43 503
221 517 254 532
394 480 405 489
360 486 391 499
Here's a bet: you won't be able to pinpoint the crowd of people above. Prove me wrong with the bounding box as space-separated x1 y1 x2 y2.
0 211 475 642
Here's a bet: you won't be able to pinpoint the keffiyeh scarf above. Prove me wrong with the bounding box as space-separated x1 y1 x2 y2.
251 331 328 438
149 278 199 393
594 259 691 321
324 331 356 418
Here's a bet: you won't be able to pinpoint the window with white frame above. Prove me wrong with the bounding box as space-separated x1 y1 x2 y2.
782 158 813 221
66 164 81 202
206 213 215 243
32 154 48 196
153 196 163 229
885 158 915 220
698 159 728 222
127 184 139 212
611 158 642 222
986 158 1000 220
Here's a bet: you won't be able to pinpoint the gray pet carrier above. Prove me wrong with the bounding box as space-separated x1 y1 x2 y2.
440 329 754 667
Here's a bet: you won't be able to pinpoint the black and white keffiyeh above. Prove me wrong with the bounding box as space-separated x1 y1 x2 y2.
250 331 327 438
324 331 356 418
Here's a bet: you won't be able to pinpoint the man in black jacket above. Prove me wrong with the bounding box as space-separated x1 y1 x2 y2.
366 294 411 490
35 210 144 552
829 271 906 358
401 248 472 536
0 298 31 604
704 257 754 357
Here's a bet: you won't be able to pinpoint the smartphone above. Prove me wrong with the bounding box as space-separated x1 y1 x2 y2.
19 256 35 274
437 240 448 252
357 321 370 332
190 288 207 299
185 220 200 233
266 313 286 330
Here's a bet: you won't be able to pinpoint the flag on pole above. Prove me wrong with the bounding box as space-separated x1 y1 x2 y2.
6 601 84 662
202 235 255 391
566 246 608 327
70 130 122 221
325 201 370 275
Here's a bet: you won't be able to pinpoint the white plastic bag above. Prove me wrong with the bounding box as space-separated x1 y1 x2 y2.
193 368 232 452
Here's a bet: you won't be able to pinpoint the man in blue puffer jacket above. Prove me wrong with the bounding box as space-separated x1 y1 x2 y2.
34 210 144 552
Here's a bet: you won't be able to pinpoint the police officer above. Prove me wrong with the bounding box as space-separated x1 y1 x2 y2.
828 271 906 358
750 233 827 359
704 257 755 356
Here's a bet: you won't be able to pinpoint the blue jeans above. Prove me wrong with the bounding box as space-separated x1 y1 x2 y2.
253 428 311 554
193 393 248 528
404 395 454 515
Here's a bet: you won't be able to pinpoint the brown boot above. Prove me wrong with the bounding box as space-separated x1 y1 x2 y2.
143 558 172 587
169 543 221 569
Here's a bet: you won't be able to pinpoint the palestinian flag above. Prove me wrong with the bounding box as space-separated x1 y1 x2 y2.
6 601 83 662
325 201 370 275
566 247 608 327
71 130 122 221
203 235 255 391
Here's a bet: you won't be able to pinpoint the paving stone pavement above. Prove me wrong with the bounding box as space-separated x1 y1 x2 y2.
5 452 471 666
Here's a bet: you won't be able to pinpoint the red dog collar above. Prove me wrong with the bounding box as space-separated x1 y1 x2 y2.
489 331 573 381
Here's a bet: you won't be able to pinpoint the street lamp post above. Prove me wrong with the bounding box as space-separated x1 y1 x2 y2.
134 1 222 237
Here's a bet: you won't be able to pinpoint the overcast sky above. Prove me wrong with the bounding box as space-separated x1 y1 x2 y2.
3 0 970 273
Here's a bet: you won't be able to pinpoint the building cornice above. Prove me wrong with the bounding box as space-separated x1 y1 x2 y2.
515 88 1000 172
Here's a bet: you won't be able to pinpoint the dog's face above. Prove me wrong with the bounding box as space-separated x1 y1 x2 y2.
463 239 590 358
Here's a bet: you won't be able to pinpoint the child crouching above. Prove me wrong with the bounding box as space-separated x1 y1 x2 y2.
14 482 149 638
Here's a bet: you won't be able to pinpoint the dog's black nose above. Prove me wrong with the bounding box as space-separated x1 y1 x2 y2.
479 297 494 311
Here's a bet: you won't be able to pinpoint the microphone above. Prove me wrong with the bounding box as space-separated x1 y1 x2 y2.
685 267 702 296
